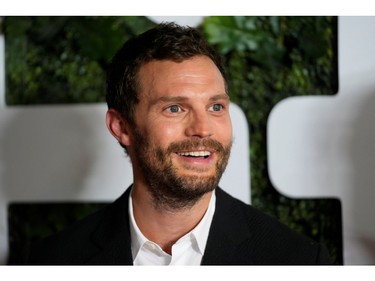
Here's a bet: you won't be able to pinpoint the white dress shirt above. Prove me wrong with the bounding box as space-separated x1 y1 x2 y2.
128 190 216 265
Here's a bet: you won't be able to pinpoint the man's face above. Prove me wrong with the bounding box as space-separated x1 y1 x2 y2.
129 56 233 209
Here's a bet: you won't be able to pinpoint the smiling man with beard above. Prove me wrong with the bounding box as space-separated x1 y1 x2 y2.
25 22 331 265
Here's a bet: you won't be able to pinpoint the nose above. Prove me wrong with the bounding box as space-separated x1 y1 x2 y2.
185 110 213 138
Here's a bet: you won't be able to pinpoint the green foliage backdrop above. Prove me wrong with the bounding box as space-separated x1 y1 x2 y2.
4 16 154 104
3 16 341 264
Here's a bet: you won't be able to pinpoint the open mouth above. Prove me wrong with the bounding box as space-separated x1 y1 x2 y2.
177 151 211 159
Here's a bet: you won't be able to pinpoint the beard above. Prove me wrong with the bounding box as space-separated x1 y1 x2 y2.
132 128 232 211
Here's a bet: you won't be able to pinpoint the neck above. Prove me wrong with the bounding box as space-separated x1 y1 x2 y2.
131 182 213 254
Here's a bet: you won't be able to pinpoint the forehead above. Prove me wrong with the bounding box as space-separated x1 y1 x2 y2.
136 56 226 98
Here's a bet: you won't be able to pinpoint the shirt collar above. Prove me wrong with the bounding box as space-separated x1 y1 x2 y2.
190 191 216 255
128 190 148 260
128 189 216 260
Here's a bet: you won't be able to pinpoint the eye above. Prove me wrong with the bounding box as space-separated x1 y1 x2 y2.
209 104 224 112
165 105 181 113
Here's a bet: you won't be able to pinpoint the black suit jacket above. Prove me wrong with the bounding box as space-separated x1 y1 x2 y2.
25 187 331 265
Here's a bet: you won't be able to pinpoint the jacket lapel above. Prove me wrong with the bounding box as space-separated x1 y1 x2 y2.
201 188 254 265
87 187 134 265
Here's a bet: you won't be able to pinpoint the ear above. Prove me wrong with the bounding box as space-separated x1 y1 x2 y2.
106 109 133 147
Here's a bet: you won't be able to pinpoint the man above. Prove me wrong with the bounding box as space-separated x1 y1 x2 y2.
26 22 331 265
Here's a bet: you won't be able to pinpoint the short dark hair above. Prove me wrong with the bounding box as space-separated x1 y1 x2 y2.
106 22 227 126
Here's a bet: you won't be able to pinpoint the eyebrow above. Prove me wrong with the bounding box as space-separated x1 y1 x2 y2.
158 96 189 103
209 94 230 102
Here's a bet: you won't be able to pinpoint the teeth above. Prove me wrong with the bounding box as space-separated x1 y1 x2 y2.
178 151 211 157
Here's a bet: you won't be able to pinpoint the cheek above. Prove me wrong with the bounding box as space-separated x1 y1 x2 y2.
147 121 183 146
215 119 233 141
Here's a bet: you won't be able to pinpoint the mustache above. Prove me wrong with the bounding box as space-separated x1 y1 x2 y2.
166 138 229 154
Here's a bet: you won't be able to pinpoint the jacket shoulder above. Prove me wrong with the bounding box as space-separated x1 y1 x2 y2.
24 188 133 265
205 188 332 265
25 205 108 265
